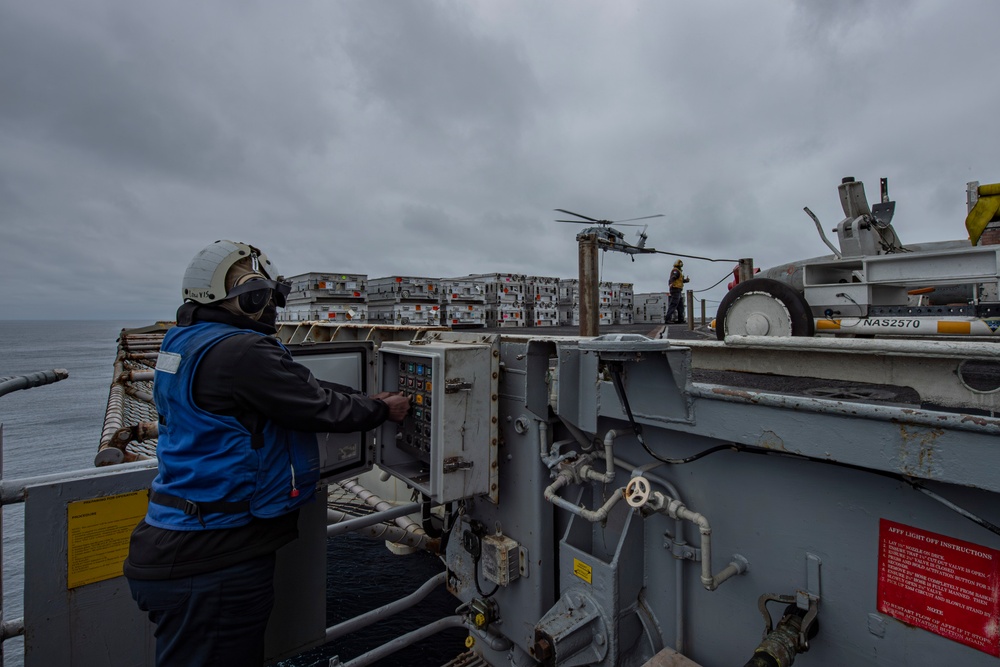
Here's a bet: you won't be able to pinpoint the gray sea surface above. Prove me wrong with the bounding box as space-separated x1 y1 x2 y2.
0 320 463 667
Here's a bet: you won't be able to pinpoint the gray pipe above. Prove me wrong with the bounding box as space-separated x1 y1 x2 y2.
0 369 68 399
337 479 424 535
326 502 423 538
471 624 513 651
582 429 619 483
334 615 468 667
543 473 625 522
691 382 1000 436
325 509 438 552
325 573 446 642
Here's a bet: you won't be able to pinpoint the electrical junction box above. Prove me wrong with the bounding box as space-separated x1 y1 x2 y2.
376 337 499 504
481 534 520 587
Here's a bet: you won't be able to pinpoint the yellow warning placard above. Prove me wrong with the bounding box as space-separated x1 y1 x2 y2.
573 558 593 584
67 490 147 589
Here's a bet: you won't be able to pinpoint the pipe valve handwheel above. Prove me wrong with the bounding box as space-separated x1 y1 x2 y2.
625 476 652 508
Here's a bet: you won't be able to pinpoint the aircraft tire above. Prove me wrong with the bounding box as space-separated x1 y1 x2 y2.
715 278 815 340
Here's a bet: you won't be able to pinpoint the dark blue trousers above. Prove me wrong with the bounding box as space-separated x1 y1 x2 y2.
665 290 685 323
128 553 276 667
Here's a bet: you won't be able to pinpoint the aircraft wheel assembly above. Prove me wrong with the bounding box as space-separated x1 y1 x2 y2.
715 278 814 340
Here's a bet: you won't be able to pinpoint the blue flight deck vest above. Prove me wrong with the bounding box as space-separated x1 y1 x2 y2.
147 321 319 531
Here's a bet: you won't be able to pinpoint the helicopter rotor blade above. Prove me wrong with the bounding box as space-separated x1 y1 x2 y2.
556 219 603 224
612 214 665 223
554 208 600 222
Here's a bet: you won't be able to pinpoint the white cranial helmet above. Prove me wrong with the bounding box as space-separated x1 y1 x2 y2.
181 240 283 305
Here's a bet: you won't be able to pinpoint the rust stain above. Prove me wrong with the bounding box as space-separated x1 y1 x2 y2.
960 414 993 427
756 430 786 451
897 425 944 477
711 387 759 403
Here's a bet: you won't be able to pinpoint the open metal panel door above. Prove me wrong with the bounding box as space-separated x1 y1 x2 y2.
288 341 377 482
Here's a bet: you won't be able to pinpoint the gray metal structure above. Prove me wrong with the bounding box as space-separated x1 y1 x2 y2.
717 176 1000 340
3 328 1000 666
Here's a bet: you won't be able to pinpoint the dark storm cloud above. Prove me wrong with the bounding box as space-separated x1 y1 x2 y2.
1 0 998 320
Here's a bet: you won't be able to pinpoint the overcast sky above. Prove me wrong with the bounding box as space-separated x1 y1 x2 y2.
2 0 998 320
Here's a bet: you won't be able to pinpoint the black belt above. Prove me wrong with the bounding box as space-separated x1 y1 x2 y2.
149 490 250 527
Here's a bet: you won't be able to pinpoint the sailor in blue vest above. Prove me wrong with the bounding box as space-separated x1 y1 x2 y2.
124 240 410 667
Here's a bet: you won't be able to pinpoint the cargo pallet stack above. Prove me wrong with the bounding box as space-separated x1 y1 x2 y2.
281 272 368 323
611 282 635 324
633 292 670 324
557 279 579 326
439 279 487 328
467 273 526 327
367 276 441 326
525 276 559 326
557 279 613 327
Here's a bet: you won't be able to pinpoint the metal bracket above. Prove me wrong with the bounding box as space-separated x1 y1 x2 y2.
796 552 822 611
443 457 474 474
663 536 701 562
445 379 473 393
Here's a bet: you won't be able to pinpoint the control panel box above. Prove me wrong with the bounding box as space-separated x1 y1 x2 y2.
376 338 498 504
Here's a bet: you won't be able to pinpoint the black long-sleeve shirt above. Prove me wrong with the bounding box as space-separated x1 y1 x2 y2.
124 303 388 580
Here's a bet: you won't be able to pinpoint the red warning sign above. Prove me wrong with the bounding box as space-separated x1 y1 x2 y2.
877 519 1000 656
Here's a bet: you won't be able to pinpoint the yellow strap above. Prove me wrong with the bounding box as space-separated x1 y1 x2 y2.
966 196 1000 245
978 183 1000 197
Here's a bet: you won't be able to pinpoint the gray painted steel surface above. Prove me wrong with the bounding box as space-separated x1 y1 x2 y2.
7 326 1000 666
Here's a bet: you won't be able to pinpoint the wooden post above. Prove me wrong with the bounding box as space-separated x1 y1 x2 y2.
578 233 600 337
687 290 694 331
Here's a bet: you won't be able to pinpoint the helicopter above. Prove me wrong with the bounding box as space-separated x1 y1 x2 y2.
554 208 663 259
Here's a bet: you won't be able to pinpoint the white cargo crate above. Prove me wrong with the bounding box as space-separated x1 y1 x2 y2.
634 292 669 324
286 273 367 301
487 304 525 327
598 282 615 307
280 303 368 323
440 280 487 303
611 282 634 308
557 279 579 303
443 303 487 327
527 305 559 327
466 274 526 304
558 305 613 327
525 276 560 305
368 302 441 326
369 276 440 302
614 309 635 325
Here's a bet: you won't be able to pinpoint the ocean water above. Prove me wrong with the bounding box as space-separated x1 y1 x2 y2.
0 321 464 667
